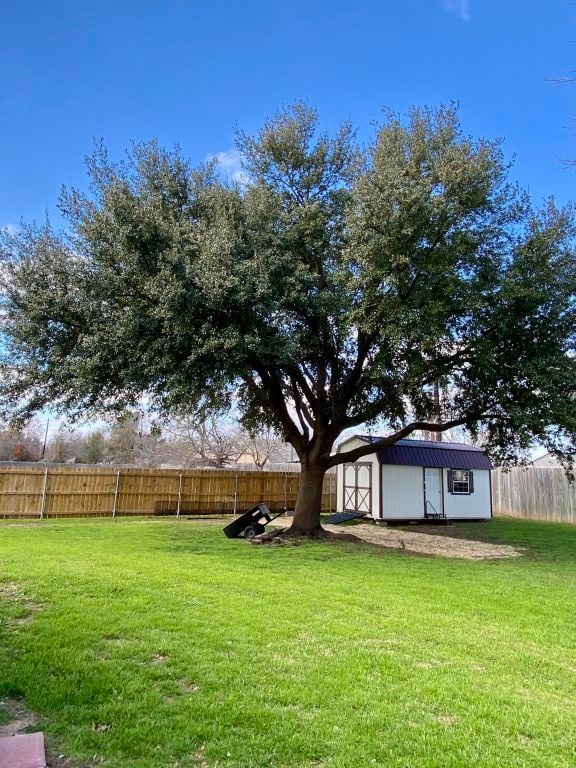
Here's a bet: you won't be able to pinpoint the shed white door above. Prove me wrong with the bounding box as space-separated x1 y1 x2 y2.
343 463 372 513
424 467 443 517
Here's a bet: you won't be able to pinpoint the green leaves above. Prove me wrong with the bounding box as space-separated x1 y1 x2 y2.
1 104 576 468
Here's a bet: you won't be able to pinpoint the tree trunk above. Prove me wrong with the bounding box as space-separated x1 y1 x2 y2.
286 461 327 537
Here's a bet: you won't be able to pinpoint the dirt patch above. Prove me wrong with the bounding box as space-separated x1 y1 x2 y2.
176 677 200 695
0 698 39 738
0 699 89 767
0 581 44 623
323 523 521 560
250 529 363 546
45 748 92 767
395 523 503 542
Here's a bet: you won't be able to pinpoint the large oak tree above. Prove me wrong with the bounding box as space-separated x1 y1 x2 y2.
2 104 576 535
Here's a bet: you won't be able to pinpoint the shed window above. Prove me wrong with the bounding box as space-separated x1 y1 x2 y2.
450 469 473 495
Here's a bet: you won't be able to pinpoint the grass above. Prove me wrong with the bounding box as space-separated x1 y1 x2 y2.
0 517 575 767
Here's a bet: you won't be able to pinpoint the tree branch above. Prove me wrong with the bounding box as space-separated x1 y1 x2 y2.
332 330 376 421
327 413 493 468
288 374 315 434
249 367 306 455
288 364 319 412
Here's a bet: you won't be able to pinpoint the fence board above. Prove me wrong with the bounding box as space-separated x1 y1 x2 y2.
492 467 576 524
0 465 336 519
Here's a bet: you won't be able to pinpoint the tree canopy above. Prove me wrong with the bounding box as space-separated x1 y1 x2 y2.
2 103 576 534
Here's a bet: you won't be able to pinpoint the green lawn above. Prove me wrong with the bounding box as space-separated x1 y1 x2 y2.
0 517 575 768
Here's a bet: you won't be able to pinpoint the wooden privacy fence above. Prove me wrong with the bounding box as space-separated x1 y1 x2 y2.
0 465 336 519
492 467 576 524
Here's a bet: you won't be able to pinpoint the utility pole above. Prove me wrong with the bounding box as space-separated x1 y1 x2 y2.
433 382 442 442
41 418 50 458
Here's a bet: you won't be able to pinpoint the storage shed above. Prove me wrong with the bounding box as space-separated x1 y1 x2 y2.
335 436 492 522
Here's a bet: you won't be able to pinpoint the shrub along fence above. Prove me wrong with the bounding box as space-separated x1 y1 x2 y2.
0 465 336 519
492 466 576 524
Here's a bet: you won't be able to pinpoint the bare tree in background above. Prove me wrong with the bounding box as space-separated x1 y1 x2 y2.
236 428 286 469
44 429 87 463
164 415 242 468
106 412 167 466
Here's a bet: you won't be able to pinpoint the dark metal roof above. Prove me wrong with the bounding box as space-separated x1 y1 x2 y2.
355 436 492 470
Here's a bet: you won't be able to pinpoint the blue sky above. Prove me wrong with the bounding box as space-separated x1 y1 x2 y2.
1 0 575 231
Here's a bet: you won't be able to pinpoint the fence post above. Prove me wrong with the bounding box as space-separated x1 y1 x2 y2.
112 470 121 518
233 474 238 515
176 473 183 519
39 468 49 519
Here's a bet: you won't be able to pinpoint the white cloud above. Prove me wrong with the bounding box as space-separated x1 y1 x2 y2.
441 0 470 21
207 149 250 186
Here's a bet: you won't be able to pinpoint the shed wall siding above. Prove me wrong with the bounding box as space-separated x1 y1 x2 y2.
336 464 343 513
366 452 380 518
381 465 425 519
442 469 491 519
